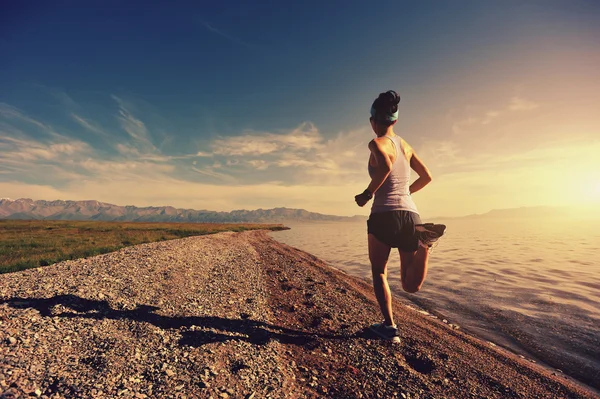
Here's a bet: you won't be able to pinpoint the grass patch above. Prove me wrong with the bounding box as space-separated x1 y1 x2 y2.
0 220 288 274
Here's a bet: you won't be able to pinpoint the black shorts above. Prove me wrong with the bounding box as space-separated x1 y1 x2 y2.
367 210 422 252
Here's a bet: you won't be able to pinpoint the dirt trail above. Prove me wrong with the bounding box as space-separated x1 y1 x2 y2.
0 231 597 399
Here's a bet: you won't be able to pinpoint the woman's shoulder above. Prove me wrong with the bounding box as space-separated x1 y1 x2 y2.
398 136 413 159
370 135 396 150
371 134 398 143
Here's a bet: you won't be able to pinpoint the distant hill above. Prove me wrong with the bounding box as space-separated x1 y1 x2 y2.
433 205 599 221
0 198 364 223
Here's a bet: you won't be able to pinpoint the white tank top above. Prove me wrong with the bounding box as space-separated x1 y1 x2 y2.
368 135 419 215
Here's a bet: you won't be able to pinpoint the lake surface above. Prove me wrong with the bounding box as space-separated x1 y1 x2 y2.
271 218 600 390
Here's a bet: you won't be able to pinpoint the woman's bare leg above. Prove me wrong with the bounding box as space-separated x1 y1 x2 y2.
368 233 394 326
399 245 429 293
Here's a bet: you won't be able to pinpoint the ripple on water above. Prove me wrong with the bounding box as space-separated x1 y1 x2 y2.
441 247 460 253
545 268 574 277
498 268 520 276
528 275 560 285
579 280 600 290
568 259 594 266
546 287 600 305
472 267 489 274
549 240 567 245
340 260 367 269
487 258 510 265
452 257 475 265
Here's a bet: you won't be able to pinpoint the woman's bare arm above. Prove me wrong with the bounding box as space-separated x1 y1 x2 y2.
366 138 393 194
355 138 393 207
402 140 432 194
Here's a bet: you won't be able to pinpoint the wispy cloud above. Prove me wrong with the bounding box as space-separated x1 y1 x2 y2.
0 100 187 189
508 96 540 111
198 122 369 185
112 95 158 154
199 20 252 48
0 103 50 131
0 130 179 183
71 113 109 137
247 160 268 170
0 135 92 163
481 110 501 125
451 96 540 135
80 158 176 176
191 166 236 182
211 122 322 156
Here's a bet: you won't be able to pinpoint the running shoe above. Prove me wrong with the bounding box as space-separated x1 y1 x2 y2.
369 322 401 343
415 223 447 248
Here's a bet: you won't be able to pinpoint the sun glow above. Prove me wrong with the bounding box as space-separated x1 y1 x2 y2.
570 176 600 219
589 180 600 201
575 167 600 203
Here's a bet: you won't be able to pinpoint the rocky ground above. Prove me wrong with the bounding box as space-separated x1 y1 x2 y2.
0 230 597 399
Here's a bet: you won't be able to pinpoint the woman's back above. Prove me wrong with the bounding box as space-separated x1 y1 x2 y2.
368 135 419 215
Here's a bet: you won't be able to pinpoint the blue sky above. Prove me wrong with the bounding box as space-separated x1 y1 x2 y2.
1 1 599 216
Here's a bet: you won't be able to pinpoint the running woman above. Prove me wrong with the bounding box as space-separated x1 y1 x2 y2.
355 90 446 343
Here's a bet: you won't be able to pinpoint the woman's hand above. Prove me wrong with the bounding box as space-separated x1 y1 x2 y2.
355 189 373 207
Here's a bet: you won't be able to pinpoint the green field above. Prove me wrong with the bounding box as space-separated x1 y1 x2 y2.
0 220 288 274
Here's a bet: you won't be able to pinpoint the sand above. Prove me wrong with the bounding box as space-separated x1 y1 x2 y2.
0 230 597 398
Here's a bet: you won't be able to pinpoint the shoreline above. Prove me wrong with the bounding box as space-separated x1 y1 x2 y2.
1 230 597 398
269 223 600 393
272 238 600 398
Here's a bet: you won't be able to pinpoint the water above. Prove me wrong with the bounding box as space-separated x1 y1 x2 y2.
271 218 600 390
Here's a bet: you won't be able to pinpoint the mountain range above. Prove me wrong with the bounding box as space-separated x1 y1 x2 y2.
433 204 599 221
1 198 596 223
0 198 364 223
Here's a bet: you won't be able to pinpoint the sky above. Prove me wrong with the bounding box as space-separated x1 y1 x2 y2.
1 1 599 217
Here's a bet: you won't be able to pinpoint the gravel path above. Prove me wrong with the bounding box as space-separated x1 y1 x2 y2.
0 230 597 399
